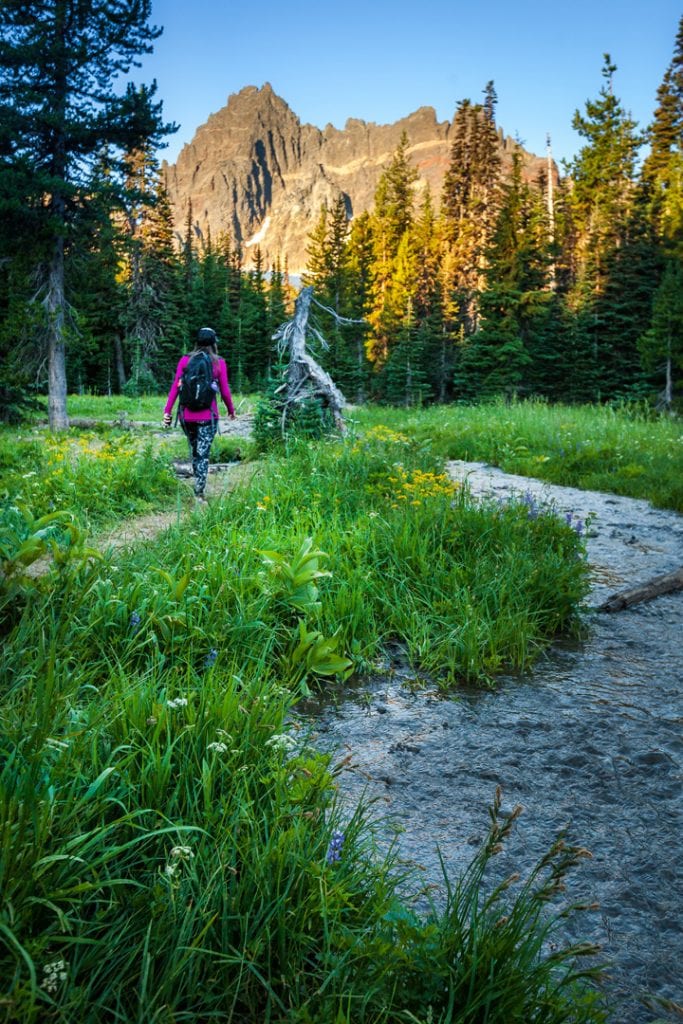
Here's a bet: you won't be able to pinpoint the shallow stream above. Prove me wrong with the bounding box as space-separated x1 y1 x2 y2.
300 462 683 1022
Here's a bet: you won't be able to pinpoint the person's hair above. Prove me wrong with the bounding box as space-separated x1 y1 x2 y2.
194 341 219 362
194 326 219 362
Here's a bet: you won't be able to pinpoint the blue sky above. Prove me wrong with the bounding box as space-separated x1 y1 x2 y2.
145 0 680 168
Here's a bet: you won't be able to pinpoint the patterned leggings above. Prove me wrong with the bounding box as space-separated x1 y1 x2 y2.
182 420 217 496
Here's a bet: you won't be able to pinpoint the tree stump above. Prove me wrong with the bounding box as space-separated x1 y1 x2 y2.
273 286 347 434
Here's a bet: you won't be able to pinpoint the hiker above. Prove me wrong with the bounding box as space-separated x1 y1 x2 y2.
163 327 236 502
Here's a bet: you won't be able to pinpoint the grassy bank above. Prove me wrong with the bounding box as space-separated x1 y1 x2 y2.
0 427 182 530
0 425 606 1021
354 400 683 512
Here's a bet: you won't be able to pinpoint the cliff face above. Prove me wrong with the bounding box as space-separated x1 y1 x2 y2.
163 83 551 275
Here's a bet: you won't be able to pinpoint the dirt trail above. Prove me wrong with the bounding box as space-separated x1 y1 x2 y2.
26 416 255 572
301 461 683 1024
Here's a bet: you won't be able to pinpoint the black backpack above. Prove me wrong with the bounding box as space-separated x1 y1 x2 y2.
178 352 215 411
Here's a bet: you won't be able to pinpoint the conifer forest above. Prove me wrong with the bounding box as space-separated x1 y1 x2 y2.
0 6 682 425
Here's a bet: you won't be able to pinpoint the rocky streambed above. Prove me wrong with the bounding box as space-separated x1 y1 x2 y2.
300 462 683 1023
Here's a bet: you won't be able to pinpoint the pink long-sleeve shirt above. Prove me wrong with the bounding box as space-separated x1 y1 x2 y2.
164 354 235 422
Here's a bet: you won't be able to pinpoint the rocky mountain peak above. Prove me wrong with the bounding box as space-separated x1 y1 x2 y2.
163 84 551 275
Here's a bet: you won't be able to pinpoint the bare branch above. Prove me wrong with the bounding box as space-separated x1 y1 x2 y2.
311 296 367 326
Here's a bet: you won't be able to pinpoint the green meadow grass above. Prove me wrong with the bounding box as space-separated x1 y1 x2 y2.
64 391 257 421
0 427 182 529
0 425 607 1022
353 399 683 512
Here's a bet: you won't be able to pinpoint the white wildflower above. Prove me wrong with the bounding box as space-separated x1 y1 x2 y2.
167 697 188 709
169 845 194 859
207 741 229 754
164 845 194 880
265 733 298 753
42 958 68 994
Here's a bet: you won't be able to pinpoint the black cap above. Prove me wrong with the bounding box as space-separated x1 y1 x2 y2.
197 326 217 345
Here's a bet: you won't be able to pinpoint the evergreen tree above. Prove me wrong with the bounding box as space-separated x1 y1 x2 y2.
214 232 247 389
367 132 418 365
118 147 187 392
566 55 644 397
641 15 683 250
441 91 502 337
0 0 174 428
302 203 330 289
382 305 429 407
454 152 546 399
239 246 271 387
413 188 449 400
302 193 369 398
67 182 127 395
638 257 683 408
344 211 374 402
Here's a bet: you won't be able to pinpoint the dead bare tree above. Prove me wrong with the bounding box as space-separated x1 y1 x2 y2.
272 286 363 436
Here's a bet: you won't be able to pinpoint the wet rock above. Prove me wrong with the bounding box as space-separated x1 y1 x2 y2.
390 741 422 754
632 749 676 770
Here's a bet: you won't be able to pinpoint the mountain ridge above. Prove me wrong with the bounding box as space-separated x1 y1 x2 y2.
162 83 552 275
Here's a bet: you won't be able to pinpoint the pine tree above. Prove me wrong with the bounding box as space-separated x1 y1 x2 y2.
413 188 449 400
117 147 187 392
441 90 502 338
0 0 174 428
239 246 271 387
367 133 418 365
301 193 371 398
454 152 547 399
302 203 330 289
638 257 683 408
345 212 374 402
641 15 683 249
566 55 644 397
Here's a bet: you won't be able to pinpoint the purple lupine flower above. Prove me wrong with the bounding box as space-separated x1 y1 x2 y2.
326 829 345 864
573 519 584 537
204 648 218 668
129 611 141 631
522 491 539 519
565 512 573 527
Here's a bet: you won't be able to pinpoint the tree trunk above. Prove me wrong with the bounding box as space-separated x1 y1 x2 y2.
46 233 69 431
664 339 672 410
114 334 127 391
278 286 346 432
546 135 556 291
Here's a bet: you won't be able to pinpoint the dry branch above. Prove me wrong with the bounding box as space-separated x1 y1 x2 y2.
598 567 683 612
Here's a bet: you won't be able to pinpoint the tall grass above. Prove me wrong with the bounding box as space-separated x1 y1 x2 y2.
353 400 683 512
0 428 607 1021
2 429 588 690
0 429 181 530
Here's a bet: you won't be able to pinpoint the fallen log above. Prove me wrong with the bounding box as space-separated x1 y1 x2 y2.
39 415 148 429
598 566 683 612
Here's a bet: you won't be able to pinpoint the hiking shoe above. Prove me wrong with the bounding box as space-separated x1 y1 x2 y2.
194 493 207 505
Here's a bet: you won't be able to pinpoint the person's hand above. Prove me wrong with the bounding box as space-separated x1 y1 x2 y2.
163 413 172 428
